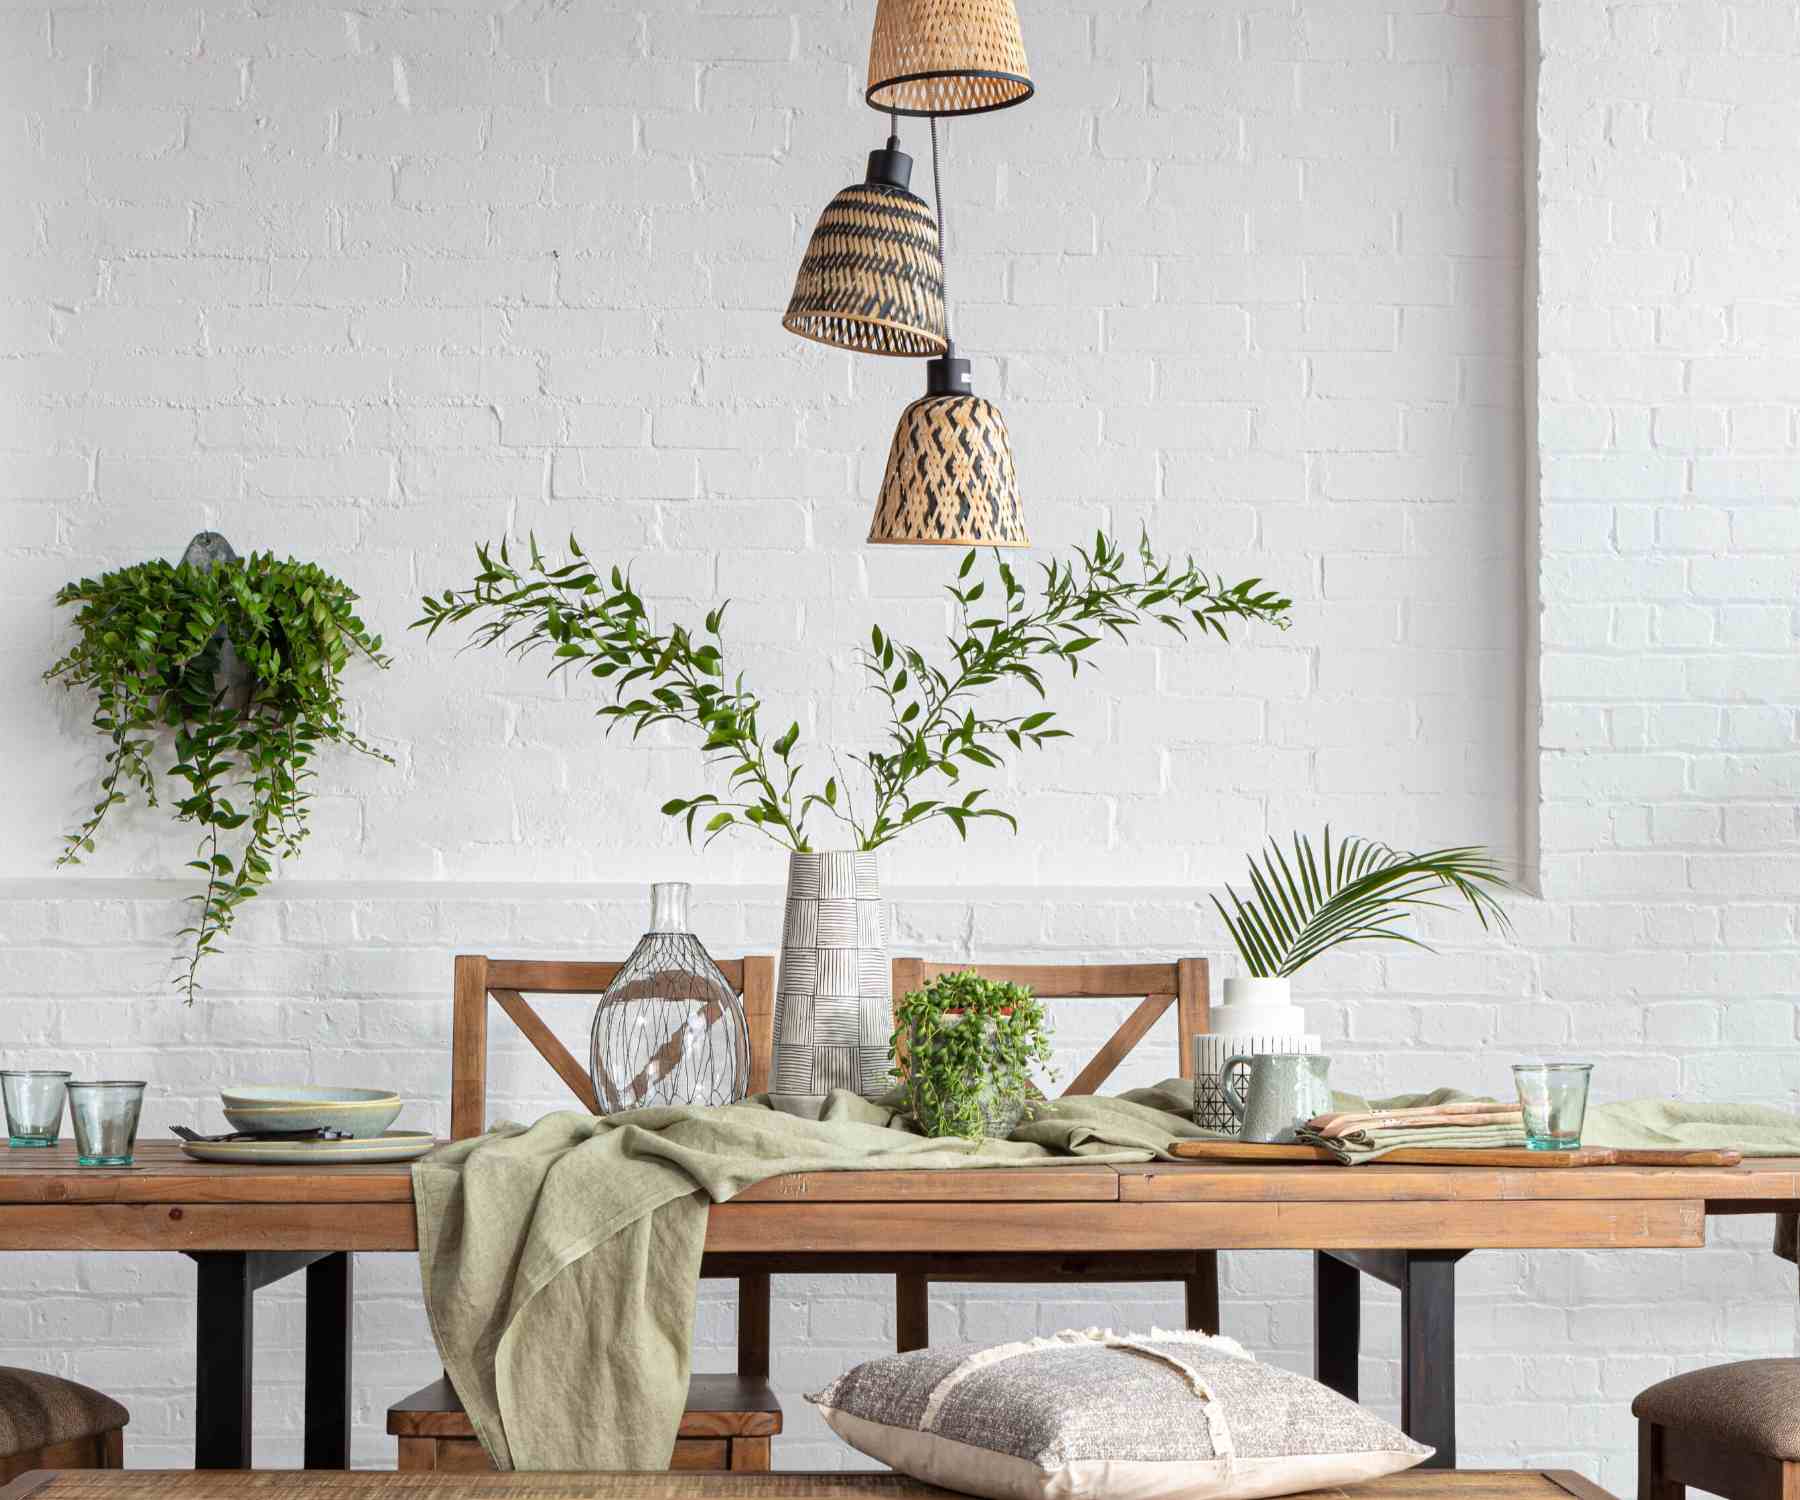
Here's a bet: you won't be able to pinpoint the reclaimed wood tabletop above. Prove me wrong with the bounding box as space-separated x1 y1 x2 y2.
0 1141 1794 1254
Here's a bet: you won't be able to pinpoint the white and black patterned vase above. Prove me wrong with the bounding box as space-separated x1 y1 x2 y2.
771 850 891 1108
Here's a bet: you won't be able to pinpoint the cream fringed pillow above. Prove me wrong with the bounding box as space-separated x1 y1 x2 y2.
809 1329 1432 1500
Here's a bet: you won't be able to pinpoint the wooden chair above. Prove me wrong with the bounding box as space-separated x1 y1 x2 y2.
388 953 782 1474
0 1367 126 1484
1634 1359 1800 1500
887 957 1217 1350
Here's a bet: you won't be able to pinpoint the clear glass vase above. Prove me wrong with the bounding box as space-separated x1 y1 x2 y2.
588 883 751 1113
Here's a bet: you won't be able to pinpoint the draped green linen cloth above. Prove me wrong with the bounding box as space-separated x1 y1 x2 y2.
410 1084 1214 1472
412 1079 1800 1472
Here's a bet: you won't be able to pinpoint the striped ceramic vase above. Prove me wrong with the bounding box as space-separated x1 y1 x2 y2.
770 851 891 1108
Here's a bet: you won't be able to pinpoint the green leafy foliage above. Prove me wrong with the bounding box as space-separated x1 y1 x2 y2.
1212 828 1515 979
45 554 391 1003
414 531 1291 853
889 970 1056 1140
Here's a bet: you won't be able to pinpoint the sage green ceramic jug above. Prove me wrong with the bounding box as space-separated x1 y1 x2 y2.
1222 1052 1332 1144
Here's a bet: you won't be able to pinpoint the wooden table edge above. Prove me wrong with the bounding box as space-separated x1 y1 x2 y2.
1545 1469 1624 1500
0 1193 1713 1254
1117 1159 1800 1205
0 1472 1625 1500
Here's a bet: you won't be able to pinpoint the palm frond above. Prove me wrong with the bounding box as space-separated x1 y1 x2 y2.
1210 827 1515 978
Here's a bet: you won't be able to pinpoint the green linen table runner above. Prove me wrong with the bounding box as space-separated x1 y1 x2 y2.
412 1081 1800 1472
411 1085 1213 1472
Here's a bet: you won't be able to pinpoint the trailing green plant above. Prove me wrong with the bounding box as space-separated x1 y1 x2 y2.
45 553 391 1003
889 970 1055 1139
415 531 1290 852
1212 828 1514 979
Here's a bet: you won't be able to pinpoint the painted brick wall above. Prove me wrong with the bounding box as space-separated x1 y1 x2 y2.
0 0 1794 1486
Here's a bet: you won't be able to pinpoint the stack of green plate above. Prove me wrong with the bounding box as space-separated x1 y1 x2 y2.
177 1086 435 1165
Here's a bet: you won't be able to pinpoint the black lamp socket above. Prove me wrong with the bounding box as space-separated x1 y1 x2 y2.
865 135 914 191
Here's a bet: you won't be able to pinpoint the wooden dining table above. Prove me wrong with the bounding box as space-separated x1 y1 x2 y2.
2 1142 1796 1472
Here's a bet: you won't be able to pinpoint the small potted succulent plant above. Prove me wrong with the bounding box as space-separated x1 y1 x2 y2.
889 971 1055 1140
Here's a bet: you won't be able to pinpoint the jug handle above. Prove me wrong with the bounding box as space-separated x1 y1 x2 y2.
1220 1054 1254 1122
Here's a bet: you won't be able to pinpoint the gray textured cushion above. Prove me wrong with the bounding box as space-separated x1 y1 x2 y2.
1633 1359 1800 1459
0 1367 128 1458
811 1330 1431 1500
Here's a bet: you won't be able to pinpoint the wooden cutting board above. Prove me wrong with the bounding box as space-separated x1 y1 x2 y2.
1166 1141 1744 1168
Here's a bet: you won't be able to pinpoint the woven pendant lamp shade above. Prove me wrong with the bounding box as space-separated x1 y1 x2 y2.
784 141 948 358
869 357 1026 545
784 184 947 357
866 0 1033 117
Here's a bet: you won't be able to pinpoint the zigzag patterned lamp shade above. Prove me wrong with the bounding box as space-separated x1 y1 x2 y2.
866 0 1033 117
869 350 1027 546
783 139 947 358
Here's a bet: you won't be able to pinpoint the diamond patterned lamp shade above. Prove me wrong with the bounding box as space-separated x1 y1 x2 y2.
784 141 947 358
868 351 1026 546
866 0 1033 117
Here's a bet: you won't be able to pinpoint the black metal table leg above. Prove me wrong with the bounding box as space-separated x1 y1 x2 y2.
1319 1248 1466 1467
304 1251 354 1469
1399 1250 1460 1469
193 1253 254 1469
1314 1250 1361 1400
191 1249 339 1469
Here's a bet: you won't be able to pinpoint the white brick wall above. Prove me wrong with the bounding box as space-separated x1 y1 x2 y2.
0 0 1794 1487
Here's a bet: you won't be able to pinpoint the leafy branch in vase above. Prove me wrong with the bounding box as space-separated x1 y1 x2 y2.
415 532 1291 853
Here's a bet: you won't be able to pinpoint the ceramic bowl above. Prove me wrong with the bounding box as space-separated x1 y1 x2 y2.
219 1086 402 1138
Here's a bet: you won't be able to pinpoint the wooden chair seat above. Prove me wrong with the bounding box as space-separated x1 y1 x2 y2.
0 1367 126 1484
388 1373 782 1473
1636 1359 1800 1500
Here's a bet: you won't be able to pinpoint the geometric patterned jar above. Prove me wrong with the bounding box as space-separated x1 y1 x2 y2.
770 851 892 1109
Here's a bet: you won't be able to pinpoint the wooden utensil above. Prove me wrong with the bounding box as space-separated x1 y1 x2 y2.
1608 1148 1742 1167
1166 1141 1746 1168
1168 1141 1611 1166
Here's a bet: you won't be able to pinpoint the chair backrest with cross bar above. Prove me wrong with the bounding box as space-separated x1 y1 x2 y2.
447 954 777 1140
889 956 1210 1095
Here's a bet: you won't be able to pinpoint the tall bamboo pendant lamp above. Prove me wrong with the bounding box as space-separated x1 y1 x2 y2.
783 136 947 358
869 343 1025 545
866 0 1033 117
868 119 1026 547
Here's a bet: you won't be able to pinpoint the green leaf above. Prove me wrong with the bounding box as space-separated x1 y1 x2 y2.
1214 829 1515 979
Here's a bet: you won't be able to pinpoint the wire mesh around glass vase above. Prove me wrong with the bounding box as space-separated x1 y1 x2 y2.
588 882 751 1113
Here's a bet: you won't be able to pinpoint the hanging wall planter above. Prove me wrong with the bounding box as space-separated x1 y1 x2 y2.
45 532 392 1002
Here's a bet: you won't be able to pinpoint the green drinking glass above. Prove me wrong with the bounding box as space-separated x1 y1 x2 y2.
66 1080 146 1167
1512 1062 1593 1151
2 1070 71 1147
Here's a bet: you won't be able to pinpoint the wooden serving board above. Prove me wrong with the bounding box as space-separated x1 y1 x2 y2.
1167 1141 1744 1168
